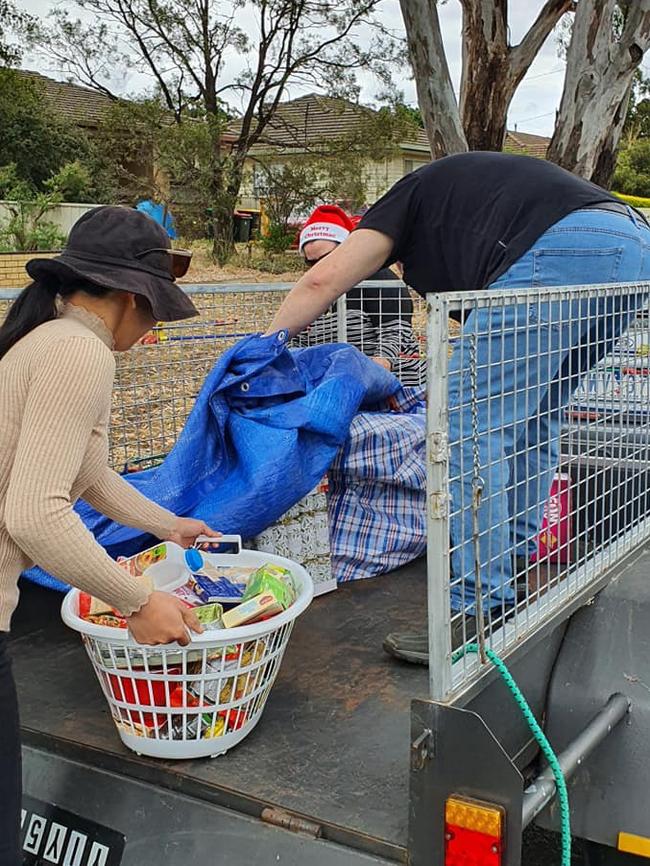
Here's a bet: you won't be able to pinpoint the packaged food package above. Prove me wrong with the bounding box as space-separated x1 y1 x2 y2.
171 582 204 608
79 593 127 629
79 569 154 628
94 642 229 670
117 543 168 578
189 573 247 604
194 603 224 628
161 708 243 741
531 472 574 564
242 563 296 608
221 589 284 628
108 666 181 730
169 664 260 709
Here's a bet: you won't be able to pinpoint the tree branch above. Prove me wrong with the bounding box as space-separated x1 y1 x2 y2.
510 0 575 86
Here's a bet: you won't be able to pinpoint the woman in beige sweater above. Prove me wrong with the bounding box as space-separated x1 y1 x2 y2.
0 206 218 865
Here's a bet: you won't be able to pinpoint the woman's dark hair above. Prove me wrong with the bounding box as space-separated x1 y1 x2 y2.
0 276 113 360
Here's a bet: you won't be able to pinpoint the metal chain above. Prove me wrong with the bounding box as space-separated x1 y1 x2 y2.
469 332 487 663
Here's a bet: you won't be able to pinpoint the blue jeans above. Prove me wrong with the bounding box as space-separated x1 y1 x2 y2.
449 207 650 614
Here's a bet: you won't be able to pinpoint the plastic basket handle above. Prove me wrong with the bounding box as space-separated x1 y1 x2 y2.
194 534 242 554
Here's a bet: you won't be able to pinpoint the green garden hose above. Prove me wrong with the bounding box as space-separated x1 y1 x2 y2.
454 642 571 865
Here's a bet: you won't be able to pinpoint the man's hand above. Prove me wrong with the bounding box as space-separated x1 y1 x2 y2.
165 517 220 549
371 356 392 371
126 591 203 646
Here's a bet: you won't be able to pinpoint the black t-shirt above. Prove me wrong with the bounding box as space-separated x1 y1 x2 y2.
358 152 617 297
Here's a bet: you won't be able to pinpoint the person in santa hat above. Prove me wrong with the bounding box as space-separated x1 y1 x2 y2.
266 152 650 665
294 205 425 387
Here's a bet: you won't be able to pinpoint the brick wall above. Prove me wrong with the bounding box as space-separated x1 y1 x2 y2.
0 252 58 289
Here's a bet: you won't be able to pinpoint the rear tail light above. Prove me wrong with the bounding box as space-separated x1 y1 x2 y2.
444 795 504 866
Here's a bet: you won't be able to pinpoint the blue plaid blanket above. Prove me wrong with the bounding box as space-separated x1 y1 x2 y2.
328 387 426 582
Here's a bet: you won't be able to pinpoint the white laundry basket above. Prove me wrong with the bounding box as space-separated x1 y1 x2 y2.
61 544 313 759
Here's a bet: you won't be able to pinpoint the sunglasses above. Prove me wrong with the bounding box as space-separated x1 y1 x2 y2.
304 252 330 269
136 247 193 279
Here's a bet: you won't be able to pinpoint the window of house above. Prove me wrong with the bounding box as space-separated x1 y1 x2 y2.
403 158 428 175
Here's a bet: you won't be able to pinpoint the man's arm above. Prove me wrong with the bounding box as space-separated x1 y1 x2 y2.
265 229 394 337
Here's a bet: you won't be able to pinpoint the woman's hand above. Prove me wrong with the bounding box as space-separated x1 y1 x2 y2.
371 356 392 371
126 591 203 646
164 517 220 549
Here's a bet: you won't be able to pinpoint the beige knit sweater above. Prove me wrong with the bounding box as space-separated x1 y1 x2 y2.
0 304 176 631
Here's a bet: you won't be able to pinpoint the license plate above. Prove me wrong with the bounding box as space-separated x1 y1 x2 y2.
21 795 125 866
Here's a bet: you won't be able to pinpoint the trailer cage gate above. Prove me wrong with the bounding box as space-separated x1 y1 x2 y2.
4 279 650 865
412 282 650 866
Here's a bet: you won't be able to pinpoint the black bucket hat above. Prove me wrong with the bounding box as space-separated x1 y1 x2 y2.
26 205 198 322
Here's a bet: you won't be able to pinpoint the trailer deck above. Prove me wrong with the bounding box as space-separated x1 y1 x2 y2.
11 562 430 863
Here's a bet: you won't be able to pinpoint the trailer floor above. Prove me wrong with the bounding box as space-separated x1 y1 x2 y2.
10 561 429 862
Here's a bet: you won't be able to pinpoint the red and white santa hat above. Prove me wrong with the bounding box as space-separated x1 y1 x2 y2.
299 205 355 253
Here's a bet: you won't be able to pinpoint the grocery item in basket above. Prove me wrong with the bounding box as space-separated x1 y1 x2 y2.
78 593 127 629
170 655 262 711
161 707 243 741
189 572 247 604
203 717 226 738
94 643 226 670
242 563 297 609
115 719 154 738
117 543 168 578
108 667 180 730
171 582 204 607
194 602 224 628
221 590 284 628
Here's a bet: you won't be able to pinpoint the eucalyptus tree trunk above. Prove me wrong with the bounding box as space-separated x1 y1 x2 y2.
459 0 574 151
548 0 650 186
399 0 468 156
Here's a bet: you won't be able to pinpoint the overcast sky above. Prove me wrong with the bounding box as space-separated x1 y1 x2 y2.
18 0 581 137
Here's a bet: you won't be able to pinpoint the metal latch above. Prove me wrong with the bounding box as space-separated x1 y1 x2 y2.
411 728 433 771
430 492 449 519
428 432 448 463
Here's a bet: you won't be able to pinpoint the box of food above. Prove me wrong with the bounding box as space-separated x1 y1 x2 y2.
222 590 285 628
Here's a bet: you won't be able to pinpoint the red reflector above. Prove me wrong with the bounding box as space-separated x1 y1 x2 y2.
445 824 502 865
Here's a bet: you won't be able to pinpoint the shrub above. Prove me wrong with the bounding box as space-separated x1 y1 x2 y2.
260 222 294 254
612 191 650 209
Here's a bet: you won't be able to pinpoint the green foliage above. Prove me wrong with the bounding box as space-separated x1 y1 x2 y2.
252 102 416 235
45 161 92 201
395 103 424 129
612 140 650 198
612 191 650 209
0 0 38 66
623 69 650 142
0 160 91 251
91 99 228 235
90 99 167 204
260 222 295 253
0 69 90 193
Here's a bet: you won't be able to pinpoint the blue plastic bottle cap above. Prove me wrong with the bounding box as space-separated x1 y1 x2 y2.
185 548 204 571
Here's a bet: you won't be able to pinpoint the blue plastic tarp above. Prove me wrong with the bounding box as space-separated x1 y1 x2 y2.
25 332 403 592
135 200 177 239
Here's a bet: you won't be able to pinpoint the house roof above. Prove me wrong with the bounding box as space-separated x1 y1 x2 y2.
14 69 114 128
15 74 552 158
504 129 550 159
238 93 551 158
238 93 371 148
237 93 430 153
